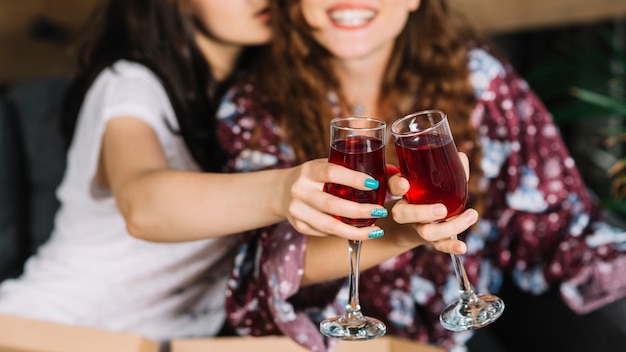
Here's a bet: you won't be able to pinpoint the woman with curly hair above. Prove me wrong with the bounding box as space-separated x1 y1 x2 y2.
2 0 474 345
219 0 626 351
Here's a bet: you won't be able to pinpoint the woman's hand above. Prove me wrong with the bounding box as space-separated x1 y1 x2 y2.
278 158 387 241
385 152 477 255
301 153 476 284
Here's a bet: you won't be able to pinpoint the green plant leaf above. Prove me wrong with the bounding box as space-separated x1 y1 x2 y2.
571 87 626 114
603 199 626 216
549 101 619 123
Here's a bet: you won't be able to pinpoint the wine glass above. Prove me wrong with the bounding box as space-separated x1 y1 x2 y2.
390 110 505 331
319 116 388 340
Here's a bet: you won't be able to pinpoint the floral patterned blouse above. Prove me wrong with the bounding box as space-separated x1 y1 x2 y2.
215 47 626 351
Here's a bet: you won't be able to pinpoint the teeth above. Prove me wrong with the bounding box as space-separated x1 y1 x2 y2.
329 9 375 26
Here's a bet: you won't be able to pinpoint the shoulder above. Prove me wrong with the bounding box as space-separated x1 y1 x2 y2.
106 60 161 84
94 60 166 96
466 47 508 98
86 60 171 115
78 60 177 136
468 47 507 78
467 46 533 103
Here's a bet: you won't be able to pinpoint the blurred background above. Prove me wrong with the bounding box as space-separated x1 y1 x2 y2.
1 0 626 275
0 0 96 82
2 0 626 82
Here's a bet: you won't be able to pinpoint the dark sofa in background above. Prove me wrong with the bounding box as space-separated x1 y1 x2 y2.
0 78 68 280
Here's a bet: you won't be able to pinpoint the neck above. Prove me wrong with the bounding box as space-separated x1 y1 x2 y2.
332 48 391 118
195 30 243 81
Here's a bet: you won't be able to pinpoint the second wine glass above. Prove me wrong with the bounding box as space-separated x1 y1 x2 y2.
319 116 387 340
391 110 505 331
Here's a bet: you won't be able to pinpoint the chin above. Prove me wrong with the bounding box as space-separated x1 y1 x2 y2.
331 47 377 61
244 34 272 46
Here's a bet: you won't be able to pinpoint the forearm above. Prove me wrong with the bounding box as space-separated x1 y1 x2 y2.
300 201 476 286
301 216 416 286
118 168 288 242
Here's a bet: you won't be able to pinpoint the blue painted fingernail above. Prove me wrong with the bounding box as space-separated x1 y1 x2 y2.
368 229 384 239
370 208 388 217
364 179 379 189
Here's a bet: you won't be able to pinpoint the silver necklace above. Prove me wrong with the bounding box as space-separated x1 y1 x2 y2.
351 100 367 116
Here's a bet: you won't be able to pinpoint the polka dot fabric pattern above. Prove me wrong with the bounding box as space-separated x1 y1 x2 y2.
218 48 626 351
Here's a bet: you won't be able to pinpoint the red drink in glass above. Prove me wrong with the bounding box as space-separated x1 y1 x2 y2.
324 135 387 227
320 116 388 340
394 132 467 219
391 110 504 331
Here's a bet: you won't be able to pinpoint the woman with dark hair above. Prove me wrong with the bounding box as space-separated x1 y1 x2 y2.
0 0 272 342
218 0 626 351
0 0 474 343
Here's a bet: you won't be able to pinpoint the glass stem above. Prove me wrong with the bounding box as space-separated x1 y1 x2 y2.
346 240 364 321
449 252 475 302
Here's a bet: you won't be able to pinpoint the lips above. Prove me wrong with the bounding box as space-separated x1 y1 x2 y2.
256 7 271 22
328 6 376 28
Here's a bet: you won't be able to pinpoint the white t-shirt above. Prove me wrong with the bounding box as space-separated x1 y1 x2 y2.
0 60 239 342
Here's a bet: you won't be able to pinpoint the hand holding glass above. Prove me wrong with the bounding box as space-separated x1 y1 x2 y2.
391 110 504 331
319 117 387 340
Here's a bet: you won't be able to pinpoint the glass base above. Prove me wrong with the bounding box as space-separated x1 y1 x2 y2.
320 314 386 341
440 293 505 331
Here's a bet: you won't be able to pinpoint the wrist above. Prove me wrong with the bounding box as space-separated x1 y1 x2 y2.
375 215 423 251
270 168 291 221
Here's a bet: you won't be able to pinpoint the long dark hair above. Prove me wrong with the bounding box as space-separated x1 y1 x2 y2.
61 0 262 172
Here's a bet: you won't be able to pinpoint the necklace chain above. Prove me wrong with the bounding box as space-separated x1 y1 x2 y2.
351 101 367 116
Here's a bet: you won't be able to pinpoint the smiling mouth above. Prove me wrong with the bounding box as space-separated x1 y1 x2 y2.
328 8 376 27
